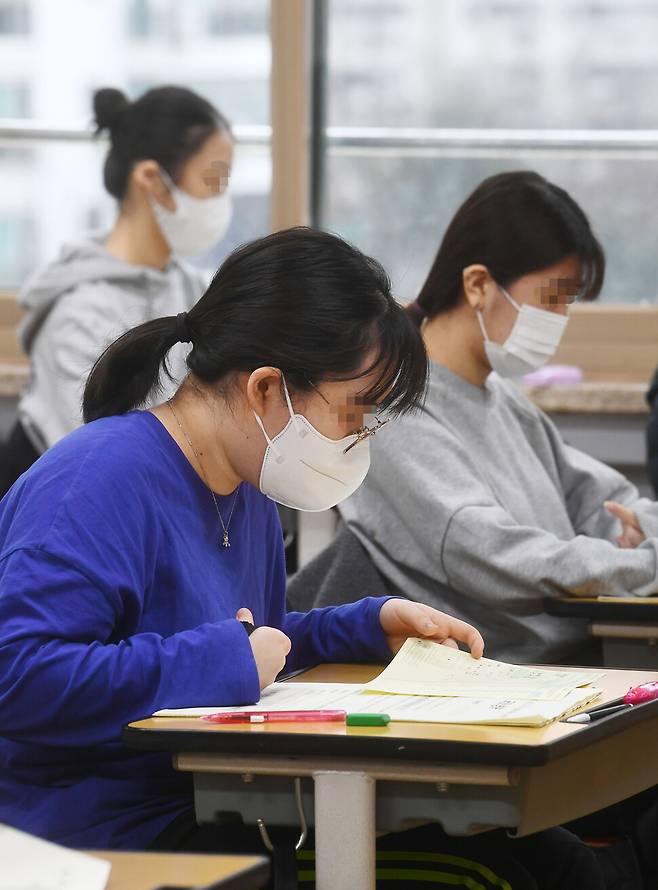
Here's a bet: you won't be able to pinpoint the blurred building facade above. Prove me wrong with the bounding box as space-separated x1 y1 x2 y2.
0 0 270 287
1 0 658 299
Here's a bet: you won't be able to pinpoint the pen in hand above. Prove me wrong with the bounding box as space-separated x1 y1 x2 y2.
236 607 292 690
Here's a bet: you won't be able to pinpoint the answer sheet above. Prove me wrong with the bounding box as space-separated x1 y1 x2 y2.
154 681 601 727
362 638 604 700
0 824 110 890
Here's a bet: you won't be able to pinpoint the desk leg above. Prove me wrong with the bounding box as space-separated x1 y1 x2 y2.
314 771 375 890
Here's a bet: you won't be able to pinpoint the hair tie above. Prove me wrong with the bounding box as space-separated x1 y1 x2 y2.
409 298 426 319
175 312 192 344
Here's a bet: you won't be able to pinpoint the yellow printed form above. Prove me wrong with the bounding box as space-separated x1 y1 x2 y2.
154 681 601 727
363 638 604 701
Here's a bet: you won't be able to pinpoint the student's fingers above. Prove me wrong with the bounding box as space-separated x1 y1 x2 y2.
607 502 645 548
440 638 459 650
626 527 645 547
379 600 434 636
380 600 484 659
236 608 255 624
248 626 292 690
438 616 485 659
414 605 485 658
605 501 642 532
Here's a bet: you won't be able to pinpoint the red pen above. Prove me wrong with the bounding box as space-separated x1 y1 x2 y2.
589 681 658 712
202 709 347 724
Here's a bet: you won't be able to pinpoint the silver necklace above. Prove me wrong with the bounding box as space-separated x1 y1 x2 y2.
167 400 241 549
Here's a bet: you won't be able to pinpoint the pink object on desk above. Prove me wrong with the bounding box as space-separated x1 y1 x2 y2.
202 709 347 724
523 365 584 387
624 682 658 705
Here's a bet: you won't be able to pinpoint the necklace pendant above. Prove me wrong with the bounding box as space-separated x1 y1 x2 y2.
222 531 231 549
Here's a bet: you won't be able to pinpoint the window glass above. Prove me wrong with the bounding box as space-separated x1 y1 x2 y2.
0 0 270 289
324 0 658 301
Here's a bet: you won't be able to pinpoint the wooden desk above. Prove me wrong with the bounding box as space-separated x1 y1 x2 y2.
90 850 269 890
545 596 658 668
124 664 658 890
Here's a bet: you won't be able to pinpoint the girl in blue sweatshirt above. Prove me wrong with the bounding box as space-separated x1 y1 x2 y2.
0 227 484 853
0 226 620 889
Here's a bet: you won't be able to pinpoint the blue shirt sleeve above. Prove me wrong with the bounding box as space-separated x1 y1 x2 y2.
281 598 393 672
0 547 260 745
261 506 393 671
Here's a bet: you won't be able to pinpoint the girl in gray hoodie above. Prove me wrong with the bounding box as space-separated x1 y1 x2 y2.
1 85 234 494
291 172 658 668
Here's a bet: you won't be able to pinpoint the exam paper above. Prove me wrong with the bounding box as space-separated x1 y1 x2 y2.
597 595 658 603
0 824 110 890
363 638 603 701
154 681 601 727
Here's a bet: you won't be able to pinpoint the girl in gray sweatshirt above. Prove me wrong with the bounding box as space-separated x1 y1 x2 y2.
334 172 658 664
2 85 234 493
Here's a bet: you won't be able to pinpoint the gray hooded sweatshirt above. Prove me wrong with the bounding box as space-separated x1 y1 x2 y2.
338 362 658 663
17 237 206 450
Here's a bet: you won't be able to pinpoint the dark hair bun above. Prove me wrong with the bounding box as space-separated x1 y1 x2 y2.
93 88 130 134
96 85 226 199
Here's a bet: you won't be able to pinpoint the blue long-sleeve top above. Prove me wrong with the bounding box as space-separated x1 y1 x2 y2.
0 411 391 849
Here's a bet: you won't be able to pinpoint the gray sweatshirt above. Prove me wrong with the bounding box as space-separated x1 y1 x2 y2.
339 362 658 663
17 237 206 450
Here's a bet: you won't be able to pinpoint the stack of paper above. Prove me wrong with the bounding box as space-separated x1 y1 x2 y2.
154 638 604 727
155 681 600 727
362 638 603 700
0 824 110 890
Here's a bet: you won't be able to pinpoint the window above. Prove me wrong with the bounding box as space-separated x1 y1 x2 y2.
320 0 658 301
0 0 29 36
0 217 33 286
126 0 176 41
0 83 29 117
0 0 270 290
206 0 268 37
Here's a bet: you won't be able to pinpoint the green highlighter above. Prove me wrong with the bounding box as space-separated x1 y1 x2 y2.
346 713 391 727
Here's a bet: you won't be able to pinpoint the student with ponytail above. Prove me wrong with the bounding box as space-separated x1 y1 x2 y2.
0 85 234 495
0 222 622 887
293 171 658 670
0 226 491 862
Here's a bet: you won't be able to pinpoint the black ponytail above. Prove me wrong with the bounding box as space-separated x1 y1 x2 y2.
408 170 605 327
93 88 129 133
83 227 428 423
83 316 181 422
93 85 232 200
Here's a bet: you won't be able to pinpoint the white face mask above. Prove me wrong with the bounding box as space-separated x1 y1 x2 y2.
476 286 569 380
152 168 233 257
253 377 371 512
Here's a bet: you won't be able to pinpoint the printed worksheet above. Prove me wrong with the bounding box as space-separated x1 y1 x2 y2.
0 824 110 890
362 638 604 700
154 681 601 727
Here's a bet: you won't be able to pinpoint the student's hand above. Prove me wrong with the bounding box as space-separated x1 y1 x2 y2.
605 501 646 549
378 599 485 659
236 608 292 690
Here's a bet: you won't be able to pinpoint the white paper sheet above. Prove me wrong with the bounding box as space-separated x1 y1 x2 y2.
0 824 110 890
363 638 604 700
154 681 601 727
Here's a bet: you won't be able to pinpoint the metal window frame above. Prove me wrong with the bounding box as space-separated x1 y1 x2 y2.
0 120 271 145
4 119 658 152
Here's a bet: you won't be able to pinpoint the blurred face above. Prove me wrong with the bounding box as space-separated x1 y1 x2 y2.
253 365 384 444
465 254 582 349
163 129 233 208
229 358 388 491
133 129 233 212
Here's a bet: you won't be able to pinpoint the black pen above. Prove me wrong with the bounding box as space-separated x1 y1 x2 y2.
565 704 632 724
